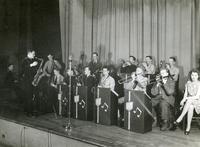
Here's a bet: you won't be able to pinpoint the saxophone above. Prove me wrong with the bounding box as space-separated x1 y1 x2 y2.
32 57 44 86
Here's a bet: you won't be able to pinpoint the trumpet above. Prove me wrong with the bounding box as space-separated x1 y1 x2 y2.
118 75 133 84
122 61 131 67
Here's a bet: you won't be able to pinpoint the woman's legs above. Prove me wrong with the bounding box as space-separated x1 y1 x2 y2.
176 100 192 123
186 105 194 131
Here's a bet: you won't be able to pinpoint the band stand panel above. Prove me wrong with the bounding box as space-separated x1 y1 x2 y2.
124 90 152 133
95 88 118 125
73 86 93 121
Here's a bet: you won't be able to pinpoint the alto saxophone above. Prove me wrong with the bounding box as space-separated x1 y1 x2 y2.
32 58 44 86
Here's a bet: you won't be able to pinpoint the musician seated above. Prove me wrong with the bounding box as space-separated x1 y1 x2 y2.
124 67 148 91
120 56 137 74
4 64 21 102
50 68 64 88
82 66 97 87
63 68 77 87
142 55 156 77
49 68 64 114
151 68 175 131
99 66 115 89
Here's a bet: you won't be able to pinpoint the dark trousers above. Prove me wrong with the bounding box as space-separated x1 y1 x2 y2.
23 83 34 114
48 86 59 114
160 100 175 123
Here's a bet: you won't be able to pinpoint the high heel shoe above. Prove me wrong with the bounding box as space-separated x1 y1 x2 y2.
184 130 190 135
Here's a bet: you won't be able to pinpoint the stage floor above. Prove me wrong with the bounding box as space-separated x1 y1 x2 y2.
0 90 200 147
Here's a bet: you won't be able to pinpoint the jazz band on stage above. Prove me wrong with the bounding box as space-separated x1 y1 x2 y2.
17 50 200 135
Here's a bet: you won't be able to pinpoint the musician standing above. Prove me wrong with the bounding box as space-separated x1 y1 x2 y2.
20 50 38 117
88 52 102 83
151 68 176 131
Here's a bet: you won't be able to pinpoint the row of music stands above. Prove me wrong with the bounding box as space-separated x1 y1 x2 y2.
61 86 152 134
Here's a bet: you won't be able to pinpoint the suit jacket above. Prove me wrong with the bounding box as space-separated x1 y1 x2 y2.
151 78 175 106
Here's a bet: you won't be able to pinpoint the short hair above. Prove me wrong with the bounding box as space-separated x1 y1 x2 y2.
102 65 109 71
188 69 200 81
146 56 152 60
84 66 91 71
129 56 136 61
92 52 98 56
169 56 176 62
159 68 168 73
54 68 60 72
7 63 13 67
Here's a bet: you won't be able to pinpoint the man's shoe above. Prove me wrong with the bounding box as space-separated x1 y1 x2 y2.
168 123 176 131
160 123 168 131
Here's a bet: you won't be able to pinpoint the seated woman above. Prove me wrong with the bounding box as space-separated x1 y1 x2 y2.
175 69 200 135
124 66 148 91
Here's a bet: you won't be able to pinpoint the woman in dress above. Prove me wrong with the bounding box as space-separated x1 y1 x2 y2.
175 69 200 135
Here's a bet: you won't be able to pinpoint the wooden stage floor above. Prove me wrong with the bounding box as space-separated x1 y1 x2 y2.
0 91 200 147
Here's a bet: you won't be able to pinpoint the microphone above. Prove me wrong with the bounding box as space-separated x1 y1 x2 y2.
69 55 72 62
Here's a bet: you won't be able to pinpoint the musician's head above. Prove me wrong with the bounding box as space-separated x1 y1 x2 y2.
188 69 200 82
66 68 74 76
27 50 35 59
169 56 176 66
160 68 169 79
145 56 153 65
165 63 170 70
84 66 91 76
8 64 14 71
102 66 110 76
92 52 98 62
53 68 60 76
136 67 145 77
47 54 54 61
129 56 136 63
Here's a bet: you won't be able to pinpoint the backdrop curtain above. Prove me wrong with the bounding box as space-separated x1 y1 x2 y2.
59 0 200 89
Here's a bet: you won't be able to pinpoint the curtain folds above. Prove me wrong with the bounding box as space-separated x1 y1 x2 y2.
59 0 200 81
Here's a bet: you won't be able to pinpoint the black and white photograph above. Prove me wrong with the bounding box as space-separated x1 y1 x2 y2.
0 0 200 147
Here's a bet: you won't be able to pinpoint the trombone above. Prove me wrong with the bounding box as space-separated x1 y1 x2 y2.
118 75 133 84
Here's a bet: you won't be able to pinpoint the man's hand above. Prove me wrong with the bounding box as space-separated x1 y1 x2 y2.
30 61 38 67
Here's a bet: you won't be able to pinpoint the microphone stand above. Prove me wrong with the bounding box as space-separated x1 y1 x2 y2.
65 56 72 132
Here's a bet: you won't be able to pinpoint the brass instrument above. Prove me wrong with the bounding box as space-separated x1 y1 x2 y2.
122 60 131 67
147 74 171 85
118 74 133 84
32 57 44 86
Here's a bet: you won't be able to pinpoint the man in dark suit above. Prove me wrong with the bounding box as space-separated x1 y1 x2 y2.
88 52 102 83
20 50 38 116
151 68 175 131
82 66 97 120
